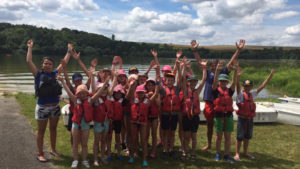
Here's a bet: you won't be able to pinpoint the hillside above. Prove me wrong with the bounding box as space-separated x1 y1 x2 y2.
0 23 300 60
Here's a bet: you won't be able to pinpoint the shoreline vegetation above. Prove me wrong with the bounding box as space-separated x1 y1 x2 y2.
1 23 300 60
6 92 299 169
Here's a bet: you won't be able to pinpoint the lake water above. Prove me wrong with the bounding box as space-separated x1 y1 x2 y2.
0 54 283 99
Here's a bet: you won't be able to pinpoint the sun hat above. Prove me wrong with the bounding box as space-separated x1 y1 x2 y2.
162 65 172 72
135 85 146 92
72 73 83 81
218 74 229 81
75 84 89 95
113 84 125 94
243 80 253 86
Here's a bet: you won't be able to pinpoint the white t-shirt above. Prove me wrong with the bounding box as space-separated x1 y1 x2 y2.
236 90 258 104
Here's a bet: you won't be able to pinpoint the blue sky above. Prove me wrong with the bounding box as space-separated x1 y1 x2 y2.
1 0 300 46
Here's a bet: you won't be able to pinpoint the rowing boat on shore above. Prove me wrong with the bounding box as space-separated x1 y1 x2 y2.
274 103 300 126
278 97 300 105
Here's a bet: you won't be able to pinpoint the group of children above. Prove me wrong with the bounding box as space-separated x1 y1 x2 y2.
26 39 274 168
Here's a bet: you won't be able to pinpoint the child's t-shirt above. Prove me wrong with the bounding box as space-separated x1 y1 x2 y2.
236 90 258 104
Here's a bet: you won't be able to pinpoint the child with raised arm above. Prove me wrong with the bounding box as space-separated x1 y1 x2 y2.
59 71 110 168
26 39 71 162
191 39 245 151
181 60 207 161
234 69 275 161
212 61 238 163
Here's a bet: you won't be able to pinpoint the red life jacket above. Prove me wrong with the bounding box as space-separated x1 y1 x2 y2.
72 97 94 125
236 92 256 118
147 92 160 118
93 97 108 123
108 97 123 121
213 87 234 113
131 98 149 123
182 89 201 117
162 87 181 113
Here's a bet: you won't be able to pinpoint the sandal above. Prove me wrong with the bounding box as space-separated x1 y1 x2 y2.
36 153 48 163
190 154 196 162
181 153 187 160
234 155 241 161
50 151 63 157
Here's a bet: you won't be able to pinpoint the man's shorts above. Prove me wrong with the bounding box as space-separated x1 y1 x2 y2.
161 112 178 131
182 115 200 133
35 104 60 120
214 116 234 133
72 117 90 130
112 120 122 134
236 116 254 141
94 120 110 133
203 101 214 119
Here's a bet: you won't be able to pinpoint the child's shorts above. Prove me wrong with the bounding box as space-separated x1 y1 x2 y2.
94 120 110 133
214 116 234 133
182 115 200 133
72 117 90 130
35 104 60 120
236 116 254 141
161 112 178 131
112 120 122 134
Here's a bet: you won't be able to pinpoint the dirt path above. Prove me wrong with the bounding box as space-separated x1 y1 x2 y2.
0 95 55 169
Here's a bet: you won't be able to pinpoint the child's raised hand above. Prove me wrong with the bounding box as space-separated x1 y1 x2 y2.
57 75 63 82
217 60 225 71
236 39 246 50
150 49 158 57
91 58 98 68
190 40 199 51
68 43 73 51
176 50 182 59
27 40 34 48
113 56 122 63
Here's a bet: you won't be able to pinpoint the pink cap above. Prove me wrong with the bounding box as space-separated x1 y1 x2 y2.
162 65 172 71
146 78 155 83
118 69 126 76
135 85 146 93
113 84 125 94
186 73 191 78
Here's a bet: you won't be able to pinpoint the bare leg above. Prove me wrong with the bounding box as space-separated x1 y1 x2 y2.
100 132 108 164
162 130 168 152
93 133 101 162
106 132 112 157
71 128 79 160
191 132 197 155
203 118 214 150
37 119 48 155
151 119 158 155
224 132 231 156
81 129 90 161
234 140 242 160
215 132 223 154
115 133 121 156
170 130 176 152
49 117 59 153
140 125 148 161
183 131 190 155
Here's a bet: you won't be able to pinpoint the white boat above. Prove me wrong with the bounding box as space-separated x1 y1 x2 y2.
61 104 70 126
233 102 278 123
278 97 300 105
274 103 300 126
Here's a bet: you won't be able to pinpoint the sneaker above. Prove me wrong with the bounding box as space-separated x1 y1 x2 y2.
117 155 123 160
215 153 221 161
142 160 148 167
106 156 112 162
161 152 168 159
128 157 134 164
82 160 90 168
224 155 234 163
71 160 78 168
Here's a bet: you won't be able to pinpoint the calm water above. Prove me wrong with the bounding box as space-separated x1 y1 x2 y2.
0 54 283 98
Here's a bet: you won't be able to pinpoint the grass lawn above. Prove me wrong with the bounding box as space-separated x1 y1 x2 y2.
14 93 300 169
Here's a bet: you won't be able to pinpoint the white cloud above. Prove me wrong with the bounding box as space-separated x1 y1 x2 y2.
239 12 264 25
270 11 299 20
182 5 190 11
172 0 212 3
285 24 300 35
0 0 32 10
128 7 158 23
150 12 192 32
0 9 23 21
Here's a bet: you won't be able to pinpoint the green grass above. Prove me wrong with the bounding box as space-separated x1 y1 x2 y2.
14 93 300 169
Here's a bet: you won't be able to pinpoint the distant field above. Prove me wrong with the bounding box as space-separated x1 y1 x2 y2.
169 44 300 50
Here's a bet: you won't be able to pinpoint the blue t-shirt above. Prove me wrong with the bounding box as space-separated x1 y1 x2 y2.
203 68 230 101
35 69 60 105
